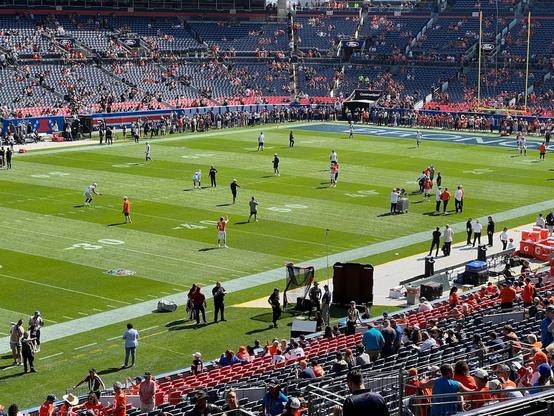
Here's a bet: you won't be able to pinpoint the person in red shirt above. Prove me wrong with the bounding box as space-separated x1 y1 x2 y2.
522 277 535 307
440 187 451 214
454 360 477 390
113 382 127 416
191 285 207 325
500 282 516 309
122 197 131 224
39 395 57 416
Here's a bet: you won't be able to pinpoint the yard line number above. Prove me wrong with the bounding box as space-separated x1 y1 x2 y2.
64 239 125 250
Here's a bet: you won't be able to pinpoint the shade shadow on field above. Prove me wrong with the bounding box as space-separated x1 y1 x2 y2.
1 354 12 360
0 372 26 381
216 203 232 207
74 204 86 208
235 221 249 225
260 175 273 178
166 319 188 327
199 247 219 252
316 186 329 189
97 367 124 375
168 322 215 331
108 222 127 227
377 212 395 217
422 211 439 216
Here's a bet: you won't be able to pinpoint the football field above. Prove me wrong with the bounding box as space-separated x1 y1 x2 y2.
0 121 553 406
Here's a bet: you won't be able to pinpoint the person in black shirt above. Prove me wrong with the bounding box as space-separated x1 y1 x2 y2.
5 147 11 169
308 282 322 317
466 217 472 245
209 166 217 187
272 154 280 176
186 390 221 416
487 216 495 247
268 288 281 328
429 227 441 257
21 332 36 373
74 368 105 399
343 370 390 416
212 282 226 323
289 130 294 147
230 179 240 204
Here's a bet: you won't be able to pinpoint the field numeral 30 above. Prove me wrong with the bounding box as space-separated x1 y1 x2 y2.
64 239 125 250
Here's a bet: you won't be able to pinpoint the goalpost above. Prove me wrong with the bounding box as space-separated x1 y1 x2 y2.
476 10 532 114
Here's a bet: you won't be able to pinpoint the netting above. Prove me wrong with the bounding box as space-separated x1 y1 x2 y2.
283 263 315 307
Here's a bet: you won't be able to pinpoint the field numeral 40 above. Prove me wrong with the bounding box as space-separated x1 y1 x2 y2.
64 239 125 250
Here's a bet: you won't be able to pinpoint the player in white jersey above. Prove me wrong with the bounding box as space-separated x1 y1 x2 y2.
145 141 151 162
348 122 354 139
330 150 338 164
192 170 202 189
83 183 102 205
257 132 265 151
416 130 422 148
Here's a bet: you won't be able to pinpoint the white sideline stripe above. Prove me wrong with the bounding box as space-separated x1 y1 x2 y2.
93 308 103 312
0 199 553 354
106 305 118 309
74 342 97 350
78 312 89 316
160 291 171 295
147 295 158 299
45 319 59 324
18 122 313 157
63 316 74 320
134 298 145 301
0 272 131 305
39 352 63 361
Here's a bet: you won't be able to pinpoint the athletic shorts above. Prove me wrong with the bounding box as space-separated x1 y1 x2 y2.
250 211 257 215
84 192 92 199
218 231 226 239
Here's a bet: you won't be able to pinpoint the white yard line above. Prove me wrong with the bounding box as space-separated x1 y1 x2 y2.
39 352 63 361
74 342 98 350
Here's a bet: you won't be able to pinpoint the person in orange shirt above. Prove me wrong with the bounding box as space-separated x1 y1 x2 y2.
448 287 460 308
469 369 492 409
500 282 517 309
440 187 451 214
522 277 535 307
486 282 498 296
540 142 547 160
453 360 477 390
79 393 104 415
39 395 57 416
122 196 131 224
113 382 127 416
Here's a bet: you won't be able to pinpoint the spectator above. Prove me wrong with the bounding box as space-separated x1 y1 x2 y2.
323 326 334 339
122 323 139 368
418 296 433 312
58 394 79 416
191 352 204 375
530 363 554 394
112 382 126 416
139 371 156 413
380 320 397 357
281 398 301 416
284 341 305 360
219 350 241 367
297 360 315 379
344 348 356 369
28 310 44 353
222 389 240 416
355 343 370 367
469 368 492 409
39 395 56 416
311 359 325 377
77 393 103 414
453 360 477 390
343 370 390 415
262 379 288 416
495 364 516 390
362 322 385 360
425 364 472 416
332 351 349 374
500 282 517 309
21 332 36 373
186 390 221 416
419 331 438 352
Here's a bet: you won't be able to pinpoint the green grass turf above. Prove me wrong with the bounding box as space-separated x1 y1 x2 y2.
0 122 553 406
